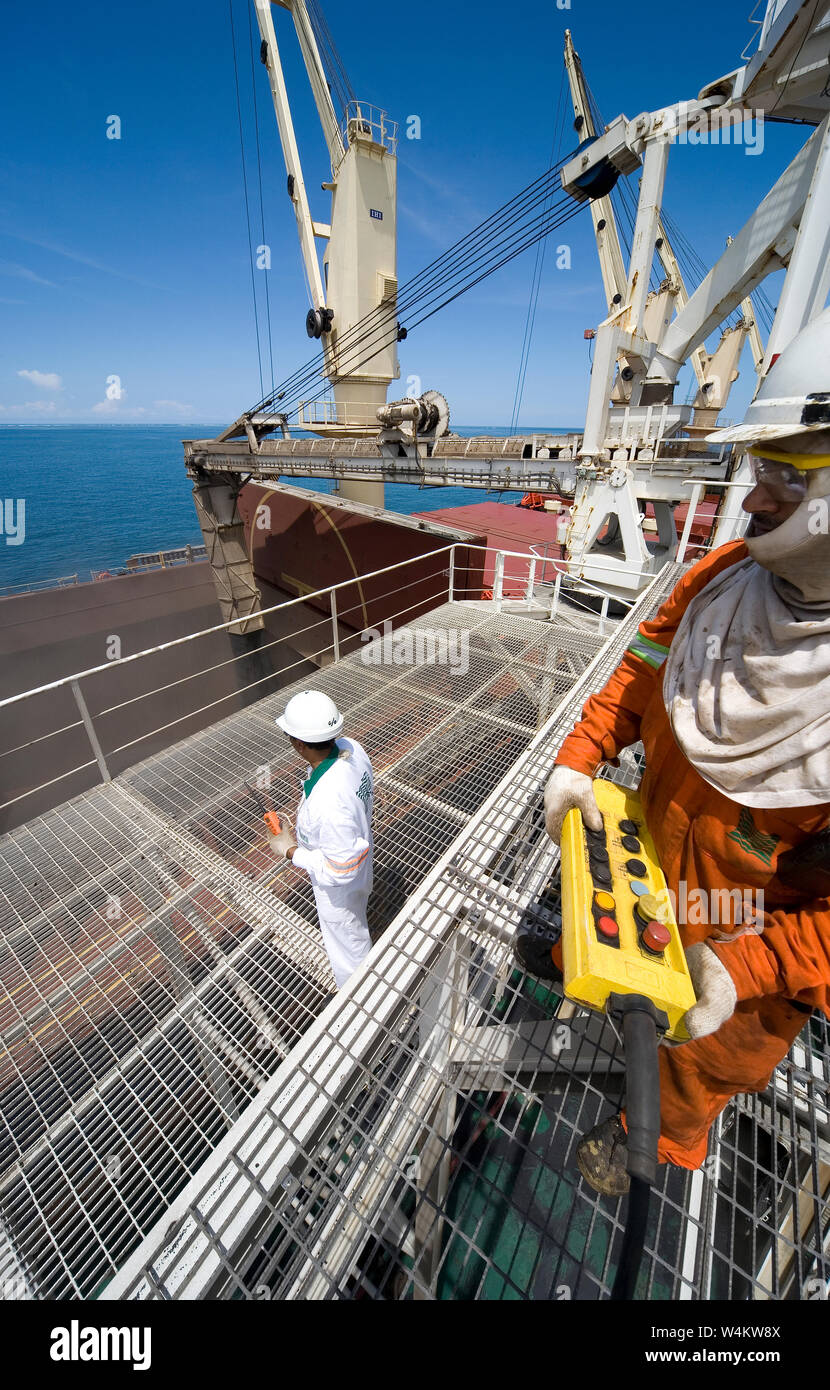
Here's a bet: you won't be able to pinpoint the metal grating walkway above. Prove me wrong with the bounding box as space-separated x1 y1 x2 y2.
0 602 602 1299
97 567 830 1303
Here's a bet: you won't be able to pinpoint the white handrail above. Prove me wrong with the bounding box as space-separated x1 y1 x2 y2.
0 544 460 711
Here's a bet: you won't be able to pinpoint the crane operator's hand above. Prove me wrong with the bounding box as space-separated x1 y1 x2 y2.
544 765 603 845
683 943 738 1039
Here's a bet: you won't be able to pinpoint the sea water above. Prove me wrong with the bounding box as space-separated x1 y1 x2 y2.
0 423 572 589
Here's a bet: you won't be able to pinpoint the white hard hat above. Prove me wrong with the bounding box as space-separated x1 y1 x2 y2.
707 306 830 449
276 690 344 741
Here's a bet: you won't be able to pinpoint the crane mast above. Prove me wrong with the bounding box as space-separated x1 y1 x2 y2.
254 0 399 508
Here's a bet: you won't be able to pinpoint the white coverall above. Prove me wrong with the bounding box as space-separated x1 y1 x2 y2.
291 737 374 988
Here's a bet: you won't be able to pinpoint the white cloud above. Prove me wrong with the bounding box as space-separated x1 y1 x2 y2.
17 368 63 391
2 230 170 292
0 399 58 415
152 399 194 416
91 395 147 418
0 260 57 288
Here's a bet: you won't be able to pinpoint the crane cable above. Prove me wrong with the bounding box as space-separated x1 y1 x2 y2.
509 66 568 434
247 156 578 414
261 192 588 423
247 156 587 421
228 0 265 400
305 0 356 114
246 0 275 396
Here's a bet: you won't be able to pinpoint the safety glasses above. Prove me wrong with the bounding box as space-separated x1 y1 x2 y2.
749 454 808 502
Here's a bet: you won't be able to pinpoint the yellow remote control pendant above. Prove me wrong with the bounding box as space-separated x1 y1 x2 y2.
560 780 695 1042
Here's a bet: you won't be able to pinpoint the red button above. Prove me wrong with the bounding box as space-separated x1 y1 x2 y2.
597 915 619 939
642 920 671 953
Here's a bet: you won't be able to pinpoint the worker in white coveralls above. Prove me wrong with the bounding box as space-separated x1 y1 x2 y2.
268 690 374 988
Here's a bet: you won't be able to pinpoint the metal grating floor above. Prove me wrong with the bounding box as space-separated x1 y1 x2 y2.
0 602 602 1299
95 568 830 1303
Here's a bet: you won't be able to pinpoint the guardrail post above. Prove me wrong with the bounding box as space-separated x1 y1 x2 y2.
493 552 505 609
550 568 562 621
330 589 340 663
71 679 111 782
599 593 610 637
676 482 703 564
526 557 537 606
448 545 455 603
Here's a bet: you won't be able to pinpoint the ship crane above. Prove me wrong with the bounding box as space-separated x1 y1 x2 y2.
237 0 401 508
564 30 756 425
188 0 406 631
557 0 830 595
187 0 830 629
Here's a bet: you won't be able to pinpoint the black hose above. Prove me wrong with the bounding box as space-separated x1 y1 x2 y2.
611 1177 651 1301
608 996 662 1301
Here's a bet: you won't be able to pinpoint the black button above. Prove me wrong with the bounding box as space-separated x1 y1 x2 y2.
585 825 605 843
592 866 613 888
626 858 647 877
621 834 641 853
619 819 639 835
589 846 610 864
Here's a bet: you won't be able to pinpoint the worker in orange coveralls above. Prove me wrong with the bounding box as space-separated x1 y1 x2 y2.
542 307 830 1194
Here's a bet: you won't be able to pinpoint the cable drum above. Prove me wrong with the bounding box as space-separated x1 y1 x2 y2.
376 390 450 439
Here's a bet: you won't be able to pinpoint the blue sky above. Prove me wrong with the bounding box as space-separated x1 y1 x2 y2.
0 0 807 427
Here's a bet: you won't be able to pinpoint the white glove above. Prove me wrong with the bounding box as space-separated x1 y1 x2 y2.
544 765 603 844
683 943 737 1039
268 822 297 859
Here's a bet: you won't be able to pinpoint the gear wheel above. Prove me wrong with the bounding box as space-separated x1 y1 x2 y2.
420 389 450 438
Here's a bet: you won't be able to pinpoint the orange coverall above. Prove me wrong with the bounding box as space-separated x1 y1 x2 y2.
556 540 830 1168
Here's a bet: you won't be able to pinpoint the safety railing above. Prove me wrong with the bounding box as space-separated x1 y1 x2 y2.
0 573 80 597
4 544 827 1303
1 540 663 832
341 100 398 155
676 476 753 563
0 546 463 830
0 544 208 599
296 397 390 430
0 568 612 1299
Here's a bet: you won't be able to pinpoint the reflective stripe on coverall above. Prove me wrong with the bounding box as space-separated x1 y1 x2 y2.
556 540 830 1169
291 736 373 989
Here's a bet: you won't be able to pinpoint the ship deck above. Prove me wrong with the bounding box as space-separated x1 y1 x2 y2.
1 568 828 1301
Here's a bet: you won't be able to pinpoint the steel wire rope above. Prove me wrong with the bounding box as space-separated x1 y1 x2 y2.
282 198 590 422
306 0 356 113
278 190 578 407
255 184 582 421
752 283 777 335
274 195 590 421
246 167 578 418
229 0 265 399
247 0 275 396
659 208 735 321
509 67 568 433
244 155 577 416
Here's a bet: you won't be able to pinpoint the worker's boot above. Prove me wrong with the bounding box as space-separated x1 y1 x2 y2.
576 1114 630 1196
513 926 564 983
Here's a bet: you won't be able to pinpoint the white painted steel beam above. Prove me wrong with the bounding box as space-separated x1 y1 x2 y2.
646 125 824 388
254 0 327 310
